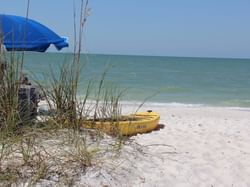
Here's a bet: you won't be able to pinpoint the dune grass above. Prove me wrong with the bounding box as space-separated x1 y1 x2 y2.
0 1 130 185
0 51 128 185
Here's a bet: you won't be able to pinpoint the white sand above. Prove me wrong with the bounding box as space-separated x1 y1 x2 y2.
79 104 250 187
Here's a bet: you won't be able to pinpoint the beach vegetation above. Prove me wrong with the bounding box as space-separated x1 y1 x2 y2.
0 0 131 185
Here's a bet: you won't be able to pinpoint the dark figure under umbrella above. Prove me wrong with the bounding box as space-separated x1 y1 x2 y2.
0 14 68 121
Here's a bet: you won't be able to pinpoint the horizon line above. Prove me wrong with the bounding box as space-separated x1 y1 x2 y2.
46 51 250 60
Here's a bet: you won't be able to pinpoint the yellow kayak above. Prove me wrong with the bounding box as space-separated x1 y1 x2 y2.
83 111 160 136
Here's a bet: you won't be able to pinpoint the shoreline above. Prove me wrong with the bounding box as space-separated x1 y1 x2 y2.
118 101 250 114
71 98 250 111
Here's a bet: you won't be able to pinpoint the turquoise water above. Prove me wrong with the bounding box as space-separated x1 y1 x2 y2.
23 52 250 107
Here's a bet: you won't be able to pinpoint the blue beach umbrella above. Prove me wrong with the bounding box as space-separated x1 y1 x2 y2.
0 14 68 52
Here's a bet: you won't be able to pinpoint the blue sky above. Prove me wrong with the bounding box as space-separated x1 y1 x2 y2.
0 0 250 58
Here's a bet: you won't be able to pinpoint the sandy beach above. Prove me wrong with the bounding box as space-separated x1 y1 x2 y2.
79 104 250 187
2 102 250 186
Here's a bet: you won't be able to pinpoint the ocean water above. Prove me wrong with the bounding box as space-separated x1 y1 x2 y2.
22 52 250 107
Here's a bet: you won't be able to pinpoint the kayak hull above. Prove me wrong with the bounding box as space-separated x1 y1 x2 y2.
84 111 160 136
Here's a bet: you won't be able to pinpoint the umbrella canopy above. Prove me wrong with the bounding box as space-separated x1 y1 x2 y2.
0 14 68 52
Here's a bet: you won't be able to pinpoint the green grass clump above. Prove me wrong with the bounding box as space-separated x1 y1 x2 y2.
0 1 132 185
